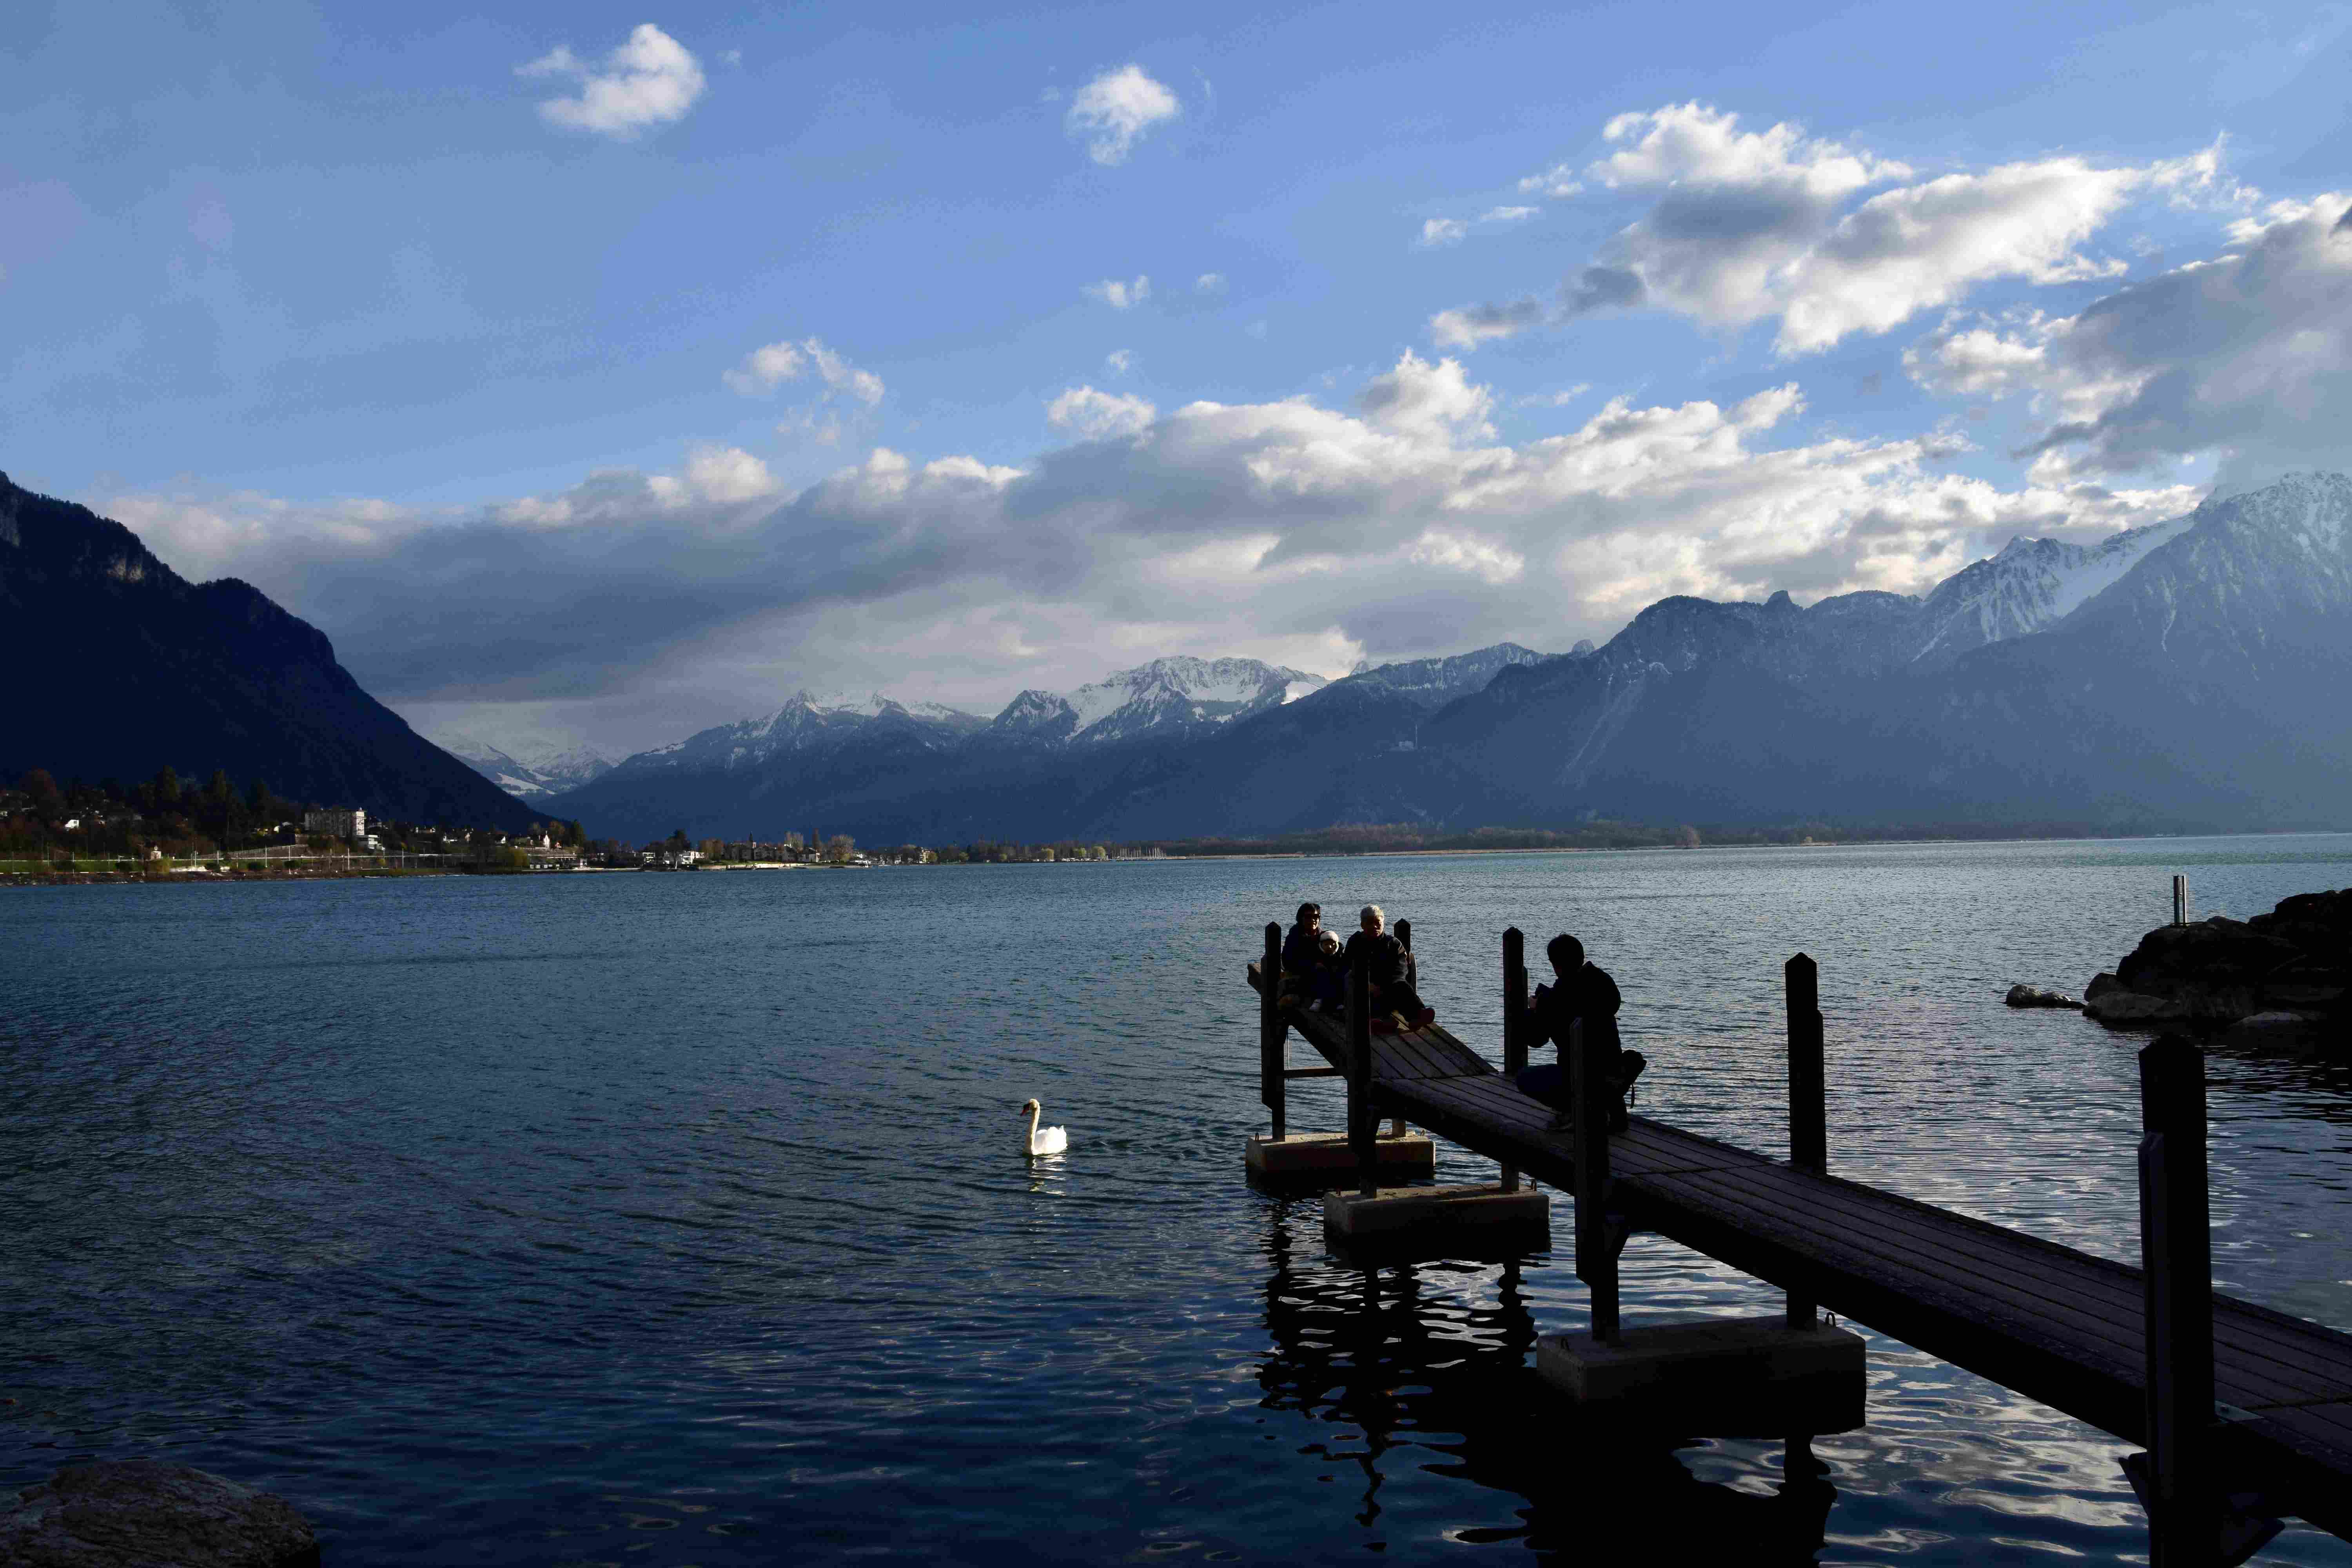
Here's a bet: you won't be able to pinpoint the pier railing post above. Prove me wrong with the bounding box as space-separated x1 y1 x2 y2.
1570 1018 1619 1343
1348 940 1375 1198
1502 927 1528 1194
1786 953 1825 1332
1391 921 1412 1137
2139 1034 2217 1568
2173 874 2189 927
1261 922 1285 1141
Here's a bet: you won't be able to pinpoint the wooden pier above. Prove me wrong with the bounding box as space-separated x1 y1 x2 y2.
1246 926 2352 1557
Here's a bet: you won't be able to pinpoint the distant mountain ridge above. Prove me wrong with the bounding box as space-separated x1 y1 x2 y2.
0 472 539 831
437 735 616 803
544 472 2352 844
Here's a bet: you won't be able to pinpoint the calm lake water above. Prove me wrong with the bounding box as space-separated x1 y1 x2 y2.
7 837 2352 1566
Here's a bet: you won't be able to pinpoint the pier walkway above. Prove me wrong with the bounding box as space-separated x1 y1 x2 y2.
1245 953 2352 1544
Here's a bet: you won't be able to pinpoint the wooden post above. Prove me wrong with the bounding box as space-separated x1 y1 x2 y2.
1390 920 1412 1137
1570 1018 1619 1343
2173 875 2189 927
1502 927 1528 1193
1348 940 1376 1198
1786 953 1825 1332
2139 1034 2217 1568
1261 922 1286 1140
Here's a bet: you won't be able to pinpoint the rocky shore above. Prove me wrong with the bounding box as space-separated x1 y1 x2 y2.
2084 888 2350 1044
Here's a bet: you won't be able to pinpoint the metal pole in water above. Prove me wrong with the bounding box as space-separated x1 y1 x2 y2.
1501 927 1528 1194
1786 953 1826 1332
2174 874 2189 927
1261 922 1285 1141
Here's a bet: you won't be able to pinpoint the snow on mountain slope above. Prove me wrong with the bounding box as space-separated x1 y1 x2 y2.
1910 514 2196 666
437 733 615 802
1339 643 1548 706
1056 657 1328 743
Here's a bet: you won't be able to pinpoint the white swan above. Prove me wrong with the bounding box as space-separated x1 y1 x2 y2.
1020 1097 1068 1157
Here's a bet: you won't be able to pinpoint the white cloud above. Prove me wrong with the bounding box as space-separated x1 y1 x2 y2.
1065 64 1180 166
1481 205 1538 224
1085 274 1151 309
1195 272 1226 295
724 336 883 405
1521 383 1593 407
1517 162 1584 199
1430 298 1544 349
1439 103 2246 356
684 444 780 503
106 354 2205 755
723 341 806 395
803 339 886 406
1907 194 2352 488
519 23 706 140
1047 385 1158 439
1420 218 1469 248
1105 349 1135 374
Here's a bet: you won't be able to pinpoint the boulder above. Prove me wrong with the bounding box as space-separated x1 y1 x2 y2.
0 1461 318 1568
2005 984 2083 1009
2085 987 2194 1024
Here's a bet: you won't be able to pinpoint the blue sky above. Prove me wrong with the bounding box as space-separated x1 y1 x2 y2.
6 0 2350 756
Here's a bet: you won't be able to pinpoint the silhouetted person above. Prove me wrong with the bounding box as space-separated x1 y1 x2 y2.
1345 904 1434 1029
1280 901 1345 1011
1514 933 1643 1132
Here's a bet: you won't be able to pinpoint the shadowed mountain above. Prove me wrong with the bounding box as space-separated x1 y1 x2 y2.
0 472 538 831
544 472 2352 844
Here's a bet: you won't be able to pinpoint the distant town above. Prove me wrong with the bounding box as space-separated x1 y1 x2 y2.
0 765 1182 880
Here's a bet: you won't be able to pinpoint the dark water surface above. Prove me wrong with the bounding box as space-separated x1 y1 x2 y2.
7 837 2352 1565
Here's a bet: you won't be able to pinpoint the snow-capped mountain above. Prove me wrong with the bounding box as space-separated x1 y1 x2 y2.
1907 514 2198 666
989 657 1328 746
606 690 984 777
439 734 617 802
1341 643 1548 706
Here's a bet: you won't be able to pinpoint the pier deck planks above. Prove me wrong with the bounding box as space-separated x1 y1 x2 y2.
1247 960 2352 1535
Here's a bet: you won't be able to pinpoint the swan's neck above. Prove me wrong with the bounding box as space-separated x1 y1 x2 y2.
1025 1105 1041 1151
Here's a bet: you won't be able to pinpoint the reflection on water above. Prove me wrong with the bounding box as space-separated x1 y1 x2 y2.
5 836 2352 1563
1256 1207 1836 1561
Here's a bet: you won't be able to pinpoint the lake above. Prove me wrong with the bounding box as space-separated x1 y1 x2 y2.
6 835 2352 1565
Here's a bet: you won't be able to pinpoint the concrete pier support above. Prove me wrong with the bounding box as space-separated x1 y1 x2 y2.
1247 1129 1436 1183
1321 1181 1550 1238
1536 1315 1866 1435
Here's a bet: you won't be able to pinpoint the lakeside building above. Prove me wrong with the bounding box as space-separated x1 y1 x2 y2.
304 806 367 840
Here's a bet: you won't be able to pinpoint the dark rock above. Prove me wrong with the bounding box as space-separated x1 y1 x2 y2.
0 1461 318 1568
2005 984 2083 1009
2088 889 2352 1038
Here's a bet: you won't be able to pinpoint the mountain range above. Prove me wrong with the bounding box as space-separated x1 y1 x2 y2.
532 473 2352 845
0 471 538 831
12 466 2350 848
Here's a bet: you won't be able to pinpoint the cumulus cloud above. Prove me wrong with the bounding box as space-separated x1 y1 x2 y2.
1517 162 1584 199
107 350 2204 753
1430 298 1545 348
519 24 706 139
1085 274 1151 309
1907 194 2352 487
1438 103 2243 355
1065 64 1180 165
1105 349 1135 374
1047 385 1158 439
724 336 883 405
1195 272 1226 295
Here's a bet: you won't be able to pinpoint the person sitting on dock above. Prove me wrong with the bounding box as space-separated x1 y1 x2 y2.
1280 902 1342 1010
1514 934 1644 1133
1345 904 1436 1030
